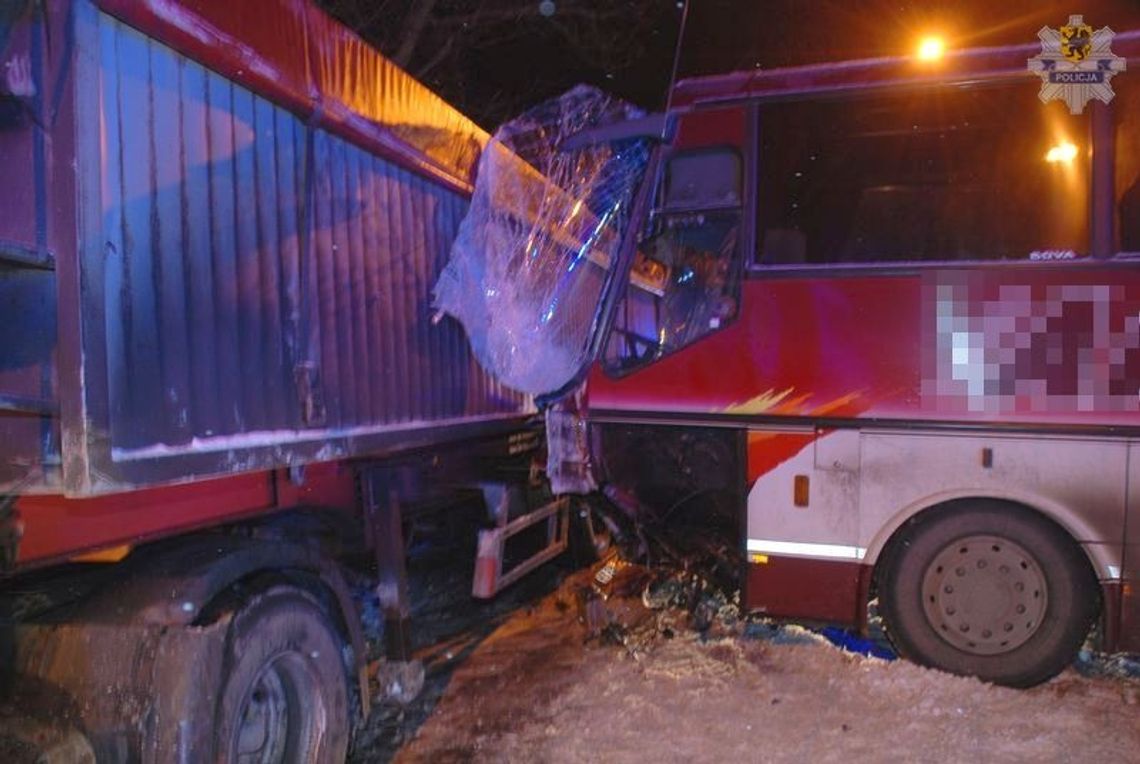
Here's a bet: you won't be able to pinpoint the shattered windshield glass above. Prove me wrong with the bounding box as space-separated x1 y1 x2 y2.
433 85 652 395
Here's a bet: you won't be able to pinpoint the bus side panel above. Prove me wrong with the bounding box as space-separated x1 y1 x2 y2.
745 555 864 625
589 268 1140 428
742 429 865 625
742 429 1127 629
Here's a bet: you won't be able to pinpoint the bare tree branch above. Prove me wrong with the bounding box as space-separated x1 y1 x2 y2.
393 0 439 66
415 33 456 79
317 0 680 126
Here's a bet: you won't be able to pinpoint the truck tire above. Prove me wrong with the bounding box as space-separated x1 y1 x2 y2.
214 586 350 763
879 501 1098 688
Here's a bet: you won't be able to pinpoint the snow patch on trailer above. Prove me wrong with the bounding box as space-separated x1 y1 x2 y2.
108 413 527 461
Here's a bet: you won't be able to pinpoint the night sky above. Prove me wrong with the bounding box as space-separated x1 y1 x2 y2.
325 1 1140 127
681 0 1140 75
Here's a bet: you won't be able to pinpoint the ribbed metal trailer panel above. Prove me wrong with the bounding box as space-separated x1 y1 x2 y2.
0 1 531 497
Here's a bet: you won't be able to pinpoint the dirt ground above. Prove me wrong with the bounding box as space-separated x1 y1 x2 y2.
378 565 1140 763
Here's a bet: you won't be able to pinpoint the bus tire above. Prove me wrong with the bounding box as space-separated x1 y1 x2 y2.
214 586 350 762
879 501 1097 688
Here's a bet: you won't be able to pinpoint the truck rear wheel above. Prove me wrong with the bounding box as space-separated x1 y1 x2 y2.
214 586 350 763
880 501 1098 687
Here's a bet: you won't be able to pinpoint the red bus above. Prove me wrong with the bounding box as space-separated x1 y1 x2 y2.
579 28 1140 686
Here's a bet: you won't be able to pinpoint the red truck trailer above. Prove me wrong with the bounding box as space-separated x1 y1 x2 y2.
0 1 566 759
437 12 1140 689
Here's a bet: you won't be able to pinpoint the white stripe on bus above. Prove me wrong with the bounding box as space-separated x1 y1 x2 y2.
746 539 867 561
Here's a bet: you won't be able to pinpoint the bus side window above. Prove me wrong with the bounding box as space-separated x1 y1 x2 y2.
755 83 1091 266
761 228 807 265
1114 71 1140 255
664 151 742 209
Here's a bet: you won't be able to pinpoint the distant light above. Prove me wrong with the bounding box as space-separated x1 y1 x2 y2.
916 36 946 61
1045 141 1079 163
538 0 555 16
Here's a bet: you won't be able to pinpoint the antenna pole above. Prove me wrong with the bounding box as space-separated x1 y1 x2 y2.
662 0 691 137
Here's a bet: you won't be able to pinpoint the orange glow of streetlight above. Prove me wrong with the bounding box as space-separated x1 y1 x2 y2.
916 36 947 61
1045 141 1079 164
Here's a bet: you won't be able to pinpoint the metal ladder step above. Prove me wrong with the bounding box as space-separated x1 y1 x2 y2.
472 494 569 599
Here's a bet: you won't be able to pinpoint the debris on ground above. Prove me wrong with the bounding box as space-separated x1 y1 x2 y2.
1075 649 1140 681
391 551 1140 763
351 514 1139 762
573 550 895 666
347 537 576 762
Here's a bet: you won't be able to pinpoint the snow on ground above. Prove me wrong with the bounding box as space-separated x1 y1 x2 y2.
392 569 1140 763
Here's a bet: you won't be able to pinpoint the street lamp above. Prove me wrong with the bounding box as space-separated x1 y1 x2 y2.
916 36 947 61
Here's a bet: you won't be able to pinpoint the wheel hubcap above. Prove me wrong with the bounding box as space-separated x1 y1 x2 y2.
921 534 1048 656
236 664 289 763
233 652 324 764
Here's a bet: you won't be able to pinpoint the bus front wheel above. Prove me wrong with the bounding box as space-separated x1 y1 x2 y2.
880 500 1098 688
